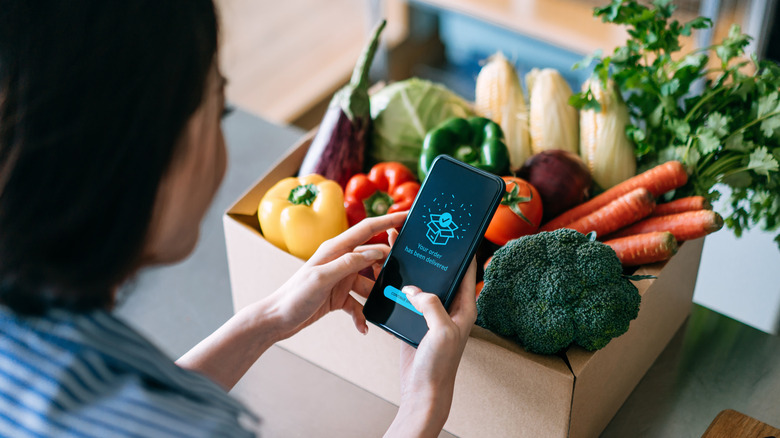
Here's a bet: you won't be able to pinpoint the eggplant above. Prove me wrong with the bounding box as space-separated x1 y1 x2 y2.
298 20 386 187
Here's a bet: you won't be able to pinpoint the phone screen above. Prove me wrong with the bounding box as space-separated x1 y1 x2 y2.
363 155 504 346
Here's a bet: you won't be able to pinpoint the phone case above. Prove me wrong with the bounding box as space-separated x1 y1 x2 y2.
363 155 505 346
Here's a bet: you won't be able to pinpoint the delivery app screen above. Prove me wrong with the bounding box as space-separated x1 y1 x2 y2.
380 163 497 316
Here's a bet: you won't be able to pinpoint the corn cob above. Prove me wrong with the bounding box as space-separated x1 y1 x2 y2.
526 68 579 155
475 53 531 169
579 78 637 189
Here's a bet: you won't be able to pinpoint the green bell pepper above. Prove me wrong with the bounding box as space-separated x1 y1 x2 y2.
418 117 511 181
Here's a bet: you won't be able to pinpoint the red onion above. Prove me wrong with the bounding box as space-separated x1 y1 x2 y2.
515 150 592 223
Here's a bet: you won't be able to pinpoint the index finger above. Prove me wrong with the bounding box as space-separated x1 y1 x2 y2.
312 212 407 262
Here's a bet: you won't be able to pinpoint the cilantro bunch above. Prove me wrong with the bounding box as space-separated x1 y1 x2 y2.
572 0 780 247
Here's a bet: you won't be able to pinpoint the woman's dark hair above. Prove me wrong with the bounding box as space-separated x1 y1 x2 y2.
0 1 219 314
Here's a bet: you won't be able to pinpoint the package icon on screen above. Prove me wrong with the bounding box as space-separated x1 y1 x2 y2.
426 213 459 245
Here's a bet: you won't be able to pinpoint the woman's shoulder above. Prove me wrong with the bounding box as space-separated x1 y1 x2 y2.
0 306 257 437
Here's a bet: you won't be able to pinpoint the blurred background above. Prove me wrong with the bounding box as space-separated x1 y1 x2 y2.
213 0 780 335
215 0 778 129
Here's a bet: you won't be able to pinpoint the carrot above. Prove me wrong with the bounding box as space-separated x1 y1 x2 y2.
476 280 484 298
565 188 655 237
651 196 711 217
540 161 687 232
604 231 679 266
608 210 724 241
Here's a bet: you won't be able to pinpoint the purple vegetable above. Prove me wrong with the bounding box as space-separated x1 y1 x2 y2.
298 20 386 187
516 149 592 222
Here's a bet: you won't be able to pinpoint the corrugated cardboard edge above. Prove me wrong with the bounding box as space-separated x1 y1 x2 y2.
565 237 705 438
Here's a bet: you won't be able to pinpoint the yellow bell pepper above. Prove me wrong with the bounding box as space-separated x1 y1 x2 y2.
258 174 348 260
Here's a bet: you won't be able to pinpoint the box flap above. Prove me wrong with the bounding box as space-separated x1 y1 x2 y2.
470 325 572 375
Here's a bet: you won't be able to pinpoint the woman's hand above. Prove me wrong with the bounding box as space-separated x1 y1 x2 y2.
385 231 478 438
267 211 407 341
177 212 405 391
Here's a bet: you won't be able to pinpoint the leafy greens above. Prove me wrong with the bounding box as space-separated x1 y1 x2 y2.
571 0 780 247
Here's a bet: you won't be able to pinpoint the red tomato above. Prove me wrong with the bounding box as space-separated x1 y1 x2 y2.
485 177 543 246
483 256 493 273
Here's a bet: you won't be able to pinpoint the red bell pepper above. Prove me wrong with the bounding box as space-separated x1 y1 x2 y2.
344 162 420 244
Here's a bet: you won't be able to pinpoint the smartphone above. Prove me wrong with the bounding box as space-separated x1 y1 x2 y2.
363 155 505 347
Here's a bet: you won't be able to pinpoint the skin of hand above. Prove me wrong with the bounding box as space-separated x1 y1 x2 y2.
385 229 478 438
177 212 407 389
266 211 408 340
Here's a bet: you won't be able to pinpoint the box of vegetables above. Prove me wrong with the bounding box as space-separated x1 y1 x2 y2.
225 2 778 437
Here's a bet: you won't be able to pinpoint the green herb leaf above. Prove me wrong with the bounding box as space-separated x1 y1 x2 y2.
735 80 755 101
569 92 602 112
581 0 780 247
725 133 750 152
668 119 691 142
573 49 603 71
705 113 730 138
748 146 780 176
681 16 712 36
660 79 680 96
758 91 779 117
626 125 646 142
715 25 752 64
760 115 780 137
697 130 721 155
596 0 622 22
677 53 707 70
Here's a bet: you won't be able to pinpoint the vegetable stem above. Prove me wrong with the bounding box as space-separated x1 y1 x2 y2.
349 20 386 91
502 182 534 226
288 184 320 206
726 110 780 140
684 86 728 123
364 190 394 217
699 154 743 179
717 166 750 181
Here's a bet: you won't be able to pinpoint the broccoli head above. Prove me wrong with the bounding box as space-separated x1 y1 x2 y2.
476 229 641 355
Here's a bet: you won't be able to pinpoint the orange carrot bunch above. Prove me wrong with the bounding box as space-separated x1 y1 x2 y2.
540 161 687 232
538 161 724 267
565 188 655 237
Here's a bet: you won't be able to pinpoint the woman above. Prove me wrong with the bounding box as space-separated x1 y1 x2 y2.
0 1 477 437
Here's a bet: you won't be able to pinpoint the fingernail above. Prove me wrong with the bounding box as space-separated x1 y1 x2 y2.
402 286 419 297
361 249 383 260
361 325 368 335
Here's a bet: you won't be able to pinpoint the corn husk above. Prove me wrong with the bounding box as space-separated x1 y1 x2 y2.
475 53 532 169
579 78 637 189
526 68 579 155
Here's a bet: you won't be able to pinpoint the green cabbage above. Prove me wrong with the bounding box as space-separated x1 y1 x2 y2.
369 78 474 175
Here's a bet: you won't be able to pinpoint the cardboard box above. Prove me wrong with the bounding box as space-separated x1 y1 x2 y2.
224 132 704 438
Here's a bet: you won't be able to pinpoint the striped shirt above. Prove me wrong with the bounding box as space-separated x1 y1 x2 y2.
0 305 257 437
